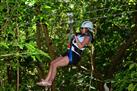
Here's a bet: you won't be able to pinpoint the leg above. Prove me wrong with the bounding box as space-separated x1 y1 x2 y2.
37 56 69 86
48 56 69 84
45 56 63 81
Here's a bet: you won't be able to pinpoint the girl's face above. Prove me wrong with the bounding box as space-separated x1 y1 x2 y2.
80 27 88 34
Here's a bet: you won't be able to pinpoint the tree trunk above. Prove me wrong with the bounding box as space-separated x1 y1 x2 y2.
36 21 46 78
40 23 57 91
7 62 13 84
34 3 48 79
15 23 20 91
41 23 56 58
35 3 57 91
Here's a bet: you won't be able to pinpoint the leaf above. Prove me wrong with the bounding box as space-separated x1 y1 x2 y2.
31 55 36 61
43 5 51 9
0 4 4 11
25 0 36 7
89 86 96 90
128 83 136 91
36 49 51 59
129 63 135 70
0 42 9 49
25 43 50 59
26 43 36 53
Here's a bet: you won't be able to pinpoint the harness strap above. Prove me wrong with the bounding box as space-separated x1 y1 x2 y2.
68 48 73 64
72 44 82 55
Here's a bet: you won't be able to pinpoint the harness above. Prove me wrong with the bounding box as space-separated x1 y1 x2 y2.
69 33 93 56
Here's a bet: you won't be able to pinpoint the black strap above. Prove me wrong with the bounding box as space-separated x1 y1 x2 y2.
72 44 82 55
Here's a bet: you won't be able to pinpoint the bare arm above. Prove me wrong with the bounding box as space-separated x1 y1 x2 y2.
75 36 90 48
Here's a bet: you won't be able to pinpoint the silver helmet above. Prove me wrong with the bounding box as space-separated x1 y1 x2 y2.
81 21 94 33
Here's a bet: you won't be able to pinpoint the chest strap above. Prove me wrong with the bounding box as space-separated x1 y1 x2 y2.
72 44 82 55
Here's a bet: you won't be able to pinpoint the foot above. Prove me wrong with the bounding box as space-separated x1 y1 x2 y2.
36 81 52 87
40 78 49 82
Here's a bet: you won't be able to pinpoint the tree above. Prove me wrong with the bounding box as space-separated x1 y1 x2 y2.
0 0 137 91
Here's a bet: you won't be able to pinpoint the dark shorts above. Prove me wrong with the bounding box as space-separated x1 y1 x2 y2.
62 50 81 65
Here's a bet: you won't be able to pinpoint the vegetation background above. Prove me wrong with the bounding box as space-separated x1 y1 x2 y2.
0 0 137 91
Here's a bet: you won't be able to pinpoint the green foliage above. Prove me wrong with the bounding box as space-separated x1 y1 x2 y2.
0 0 137 91
113 61 137 91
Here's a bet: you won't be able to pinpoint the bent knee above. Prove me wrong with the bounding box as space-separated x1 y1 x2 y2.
50 61 57 68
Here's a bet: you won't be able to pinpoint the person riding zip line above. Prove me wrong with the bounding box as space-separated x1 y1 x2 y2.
37 21 94 86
